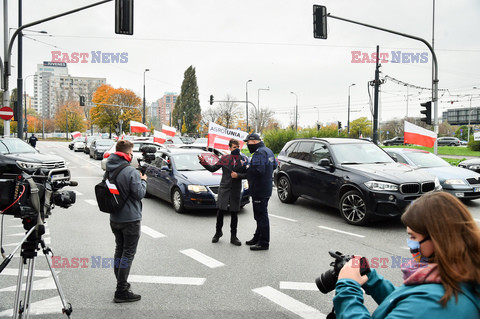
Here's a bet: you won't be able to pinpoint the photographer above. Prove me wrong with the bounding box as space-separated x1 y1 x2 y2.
333 192 480 318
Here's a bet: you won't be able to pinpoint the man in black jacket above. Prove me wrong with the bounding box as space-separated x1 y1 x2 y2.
106 140 147 303
242 133 277 251
199 139 247 246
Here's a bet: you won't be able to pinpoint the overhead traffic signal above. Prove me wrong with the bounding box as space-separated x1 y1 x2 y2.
313 5 327 39
209 95 214 105
79 95 85 106
420 101 432 125
115 0 134 35
337 121 342 130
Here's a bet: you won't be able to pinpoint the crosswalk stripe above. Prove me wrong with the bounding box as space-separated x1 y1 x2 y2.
253 286 326 319
279 281 318 291
270 214 297 222
0 276 57 292
141 225 166 238
85 199 98 206
318 226 365 238
0 296 64 317
180 249 225 268
129 275 205 285
0 268 52 277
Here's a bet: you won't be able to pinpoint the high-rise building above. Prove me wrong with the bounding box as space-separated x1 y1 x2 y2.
157 92 178 126
33 62 106 118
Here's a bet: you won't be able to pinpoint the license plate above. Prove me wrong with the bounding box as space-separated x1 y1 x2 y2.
474 187 480 192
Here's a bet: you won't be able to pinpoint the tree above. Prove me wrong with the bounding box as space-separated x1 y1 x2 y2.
54 101 86 133
349 117 372 138
217 95 240 129
173 66 201 134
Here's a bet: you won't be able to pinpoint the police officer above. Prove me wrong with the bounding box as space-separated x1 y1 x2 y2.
28 134 38 148
241 133 277 251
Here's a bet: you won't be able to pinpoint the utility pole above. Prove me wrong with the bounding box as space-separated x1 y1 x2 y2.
17 0 24 140
3 0 10 137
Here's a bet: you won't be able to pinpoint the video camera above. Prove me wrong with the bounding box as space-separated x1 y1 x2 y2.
136 145 157 174
0 168 77 220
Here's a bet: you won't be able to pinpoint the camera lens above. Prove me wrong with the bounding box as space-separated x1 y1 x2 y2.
315 269 338 294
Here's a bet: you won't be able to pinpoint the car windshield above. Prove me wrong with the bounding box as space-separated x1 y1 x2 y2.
173 153 206 171
0 139 37 154
402 151 450 168
331 143 394 164
165 137 184 144
86 136 96 143
96 140 114 146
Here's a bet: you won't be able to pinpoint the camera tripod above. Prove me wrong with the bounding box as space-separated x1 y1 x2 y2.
0 219 72 318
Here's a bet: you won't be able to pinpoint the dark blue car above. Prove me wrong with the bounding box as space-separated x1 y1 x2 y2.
143 148 250 213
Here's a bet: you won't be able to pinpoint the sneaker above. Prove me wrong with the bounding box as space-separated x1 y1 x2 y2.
212 231 223 243
230 236 241 246
114 290 141 303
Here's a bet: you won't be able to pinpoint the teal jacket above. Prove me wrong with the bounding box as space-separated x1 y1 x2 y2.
333 269 480 318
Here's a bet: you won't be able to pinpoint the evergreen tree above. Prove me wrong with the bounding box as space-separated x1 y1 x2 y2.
173 66 201 134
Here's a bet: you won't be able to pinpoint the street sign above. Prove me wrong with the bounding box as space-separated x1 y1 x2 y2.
0 107 14 120
474 132 480 141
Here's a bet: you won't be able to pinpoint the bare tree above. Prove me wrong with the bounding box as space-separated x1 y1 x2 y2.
217 95 240 129
256 108 276 133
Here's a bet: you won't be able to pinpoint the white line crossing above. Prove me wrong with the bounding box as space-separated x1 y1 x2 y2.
0 268 52 277
180 249 225 268
85 199 98 206
279 281 318 291
253 286 326 319
270 214 297 222
129 275 206 285
141 225 166 238
0 276 57 292
318 226 365 238
0 296 64 317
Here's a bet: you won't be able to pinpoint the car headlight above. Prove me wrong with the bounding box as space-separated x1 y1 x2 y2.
187 185 208 193
16 161 43 169
242 180 249 190
468 165 480 170
444 178 466 185
364 181 399 191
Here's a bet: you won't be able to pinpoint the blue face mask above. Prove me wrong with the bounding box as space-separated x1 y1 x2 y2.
407 236 430 255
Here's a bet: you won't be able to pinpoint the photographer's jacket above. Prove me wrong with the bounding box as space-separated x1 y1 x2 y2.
106 153 146 223
246 142 277 198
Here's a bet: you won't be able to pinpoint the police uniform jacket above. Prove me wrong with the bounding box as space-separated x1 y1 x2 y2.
246 142 277 199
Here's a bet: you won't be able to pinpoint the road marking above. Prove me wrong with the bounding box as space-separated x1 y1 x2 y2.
270 214 297 222
180 249 225 268
74 190 84 196
0 277 57 292
253 286 326 319
279 281 318 291
8 225 24 228
141 225 166 238
0 296 64 317
318 226 365 238
475 218 480 223
85 199 98 206
7 232 28 237
44 237 51 245
0 268 52 277
129 275 206 285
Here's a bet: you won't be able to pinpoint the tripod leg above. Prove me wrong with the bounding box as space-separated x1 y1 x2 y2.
13 258 25 319
22 257 36 319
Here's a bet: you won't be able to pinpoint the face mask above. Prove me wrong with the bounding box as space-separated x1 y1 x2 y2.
231 148 240 155
247 143 259 153
407 236 430 261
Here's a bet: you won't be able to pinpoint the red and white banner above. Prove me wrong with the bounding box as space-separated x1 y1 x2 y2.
154 130 167 144
71 131 81 139
207 122 248 150
213 137 230 150
404 121 437 147
162 124 176 137
130 120 149 133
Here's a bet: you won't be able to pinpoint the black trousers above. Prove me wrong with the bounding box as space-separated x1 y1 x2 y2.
216 209 238 235
110 220 141 292
252 197 270 247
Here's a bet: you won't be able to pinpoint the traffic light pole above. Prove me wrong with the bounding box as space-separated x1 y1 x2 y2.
326 13 439 154
210 99 258 132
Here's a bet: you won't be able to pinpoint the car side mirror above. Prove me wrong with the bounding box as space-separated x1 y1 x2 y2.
319 158 331 167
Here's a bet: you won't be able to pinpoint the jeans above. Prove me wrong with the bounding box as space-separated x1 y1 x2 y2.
110 220 141 292
215 209 238 235
252 197 270 247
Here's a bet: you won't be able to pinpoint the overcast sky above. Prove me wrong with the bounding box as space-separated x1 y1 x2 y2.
3 0 480 128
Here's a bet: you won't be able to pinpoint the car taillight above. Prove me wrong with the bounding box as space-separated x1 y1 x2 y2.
103 152 110 159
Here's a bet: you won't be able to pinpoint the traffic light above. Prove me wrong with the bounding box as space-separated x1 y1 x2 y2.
209 95 214 105
313 5 327 39
337 121 342 130
79 96 85 106
115 0 134 35
420 101 432 125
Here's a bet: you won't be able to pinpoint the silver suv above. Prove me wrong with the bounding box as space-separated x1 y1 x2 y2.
437 137 460 146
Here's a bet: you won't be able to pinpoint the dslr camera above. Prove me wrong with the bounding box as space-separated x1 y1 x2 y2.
136 145 157 174
316 251 370 294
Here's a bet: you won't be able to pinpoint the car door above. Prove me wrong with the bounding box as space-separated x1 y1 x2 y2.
285 141 315 196
155 153 175 200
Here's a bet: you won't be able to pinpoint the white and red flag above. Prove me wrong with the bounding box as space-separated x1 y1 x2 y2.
404 121 437 148
162 124 176 137
130 120 149 133
207 122 248 150
71 131 81 139
154 130 167 144
213 137 230 151
105 179 120 195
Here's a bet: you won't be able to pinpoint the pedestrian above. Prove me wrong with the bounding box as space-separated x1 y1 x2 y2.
199 139 247 246
334 192 480 318
242 133 277 251
106 140 147 303
28 134 38 148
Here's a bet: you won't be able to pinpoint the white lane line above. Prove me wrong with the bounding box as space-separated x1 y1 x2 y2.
74 190 84 196
253 286 326 319
7 232 27 237
0 268 52 277
180 249 225 268
8 225 24 228
129 275 205 285
0 296 64 317
279 281 318 291
141 225 166 239
85 199 98 206
270 214 297 222
318 226 365 238
0 277 57 292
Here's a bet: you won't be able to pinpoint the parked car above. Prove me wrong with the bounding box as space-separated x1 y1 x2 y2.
142 148 249 213
72 138 85 152
101 140 167 170
386 148 480 200
460 140 468 146
163 136 185 148
68 137 83 150
179 136 195 144
0 137 66 175
274 138 440 226
89 139 115 160
83 136 98 154
436 137 461 146
382 136 405 146
458 158 480 174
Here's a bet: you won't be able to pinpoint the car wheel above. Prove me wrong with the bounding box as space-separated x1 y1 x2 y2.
449 143 456 146
339 190 368 226
277 176 297 204
171 188 185 214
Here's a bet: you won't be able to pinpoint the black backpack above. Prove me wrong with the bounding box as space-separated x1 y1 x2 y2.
95 162 130 214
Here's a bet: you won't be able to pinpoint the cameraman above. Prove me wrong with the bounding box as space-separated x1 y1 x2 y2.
333 192 480 318
106 140 147 303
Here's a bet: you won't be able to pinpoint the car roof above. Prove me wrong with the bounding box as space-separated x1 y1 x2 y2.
160 148 204 155
386 148 430 154
290 137 371 145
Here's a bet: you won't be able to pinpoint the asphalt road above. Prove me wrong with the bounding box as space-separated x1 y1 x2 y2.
1 141 480 318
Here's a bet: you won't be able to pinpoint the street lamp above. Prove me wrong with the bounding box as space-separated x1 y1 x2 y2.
313 106 320 124
290 92 298 132
347 83 356 135
246 80 252 132
257 87 269 132
143 69 150 136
